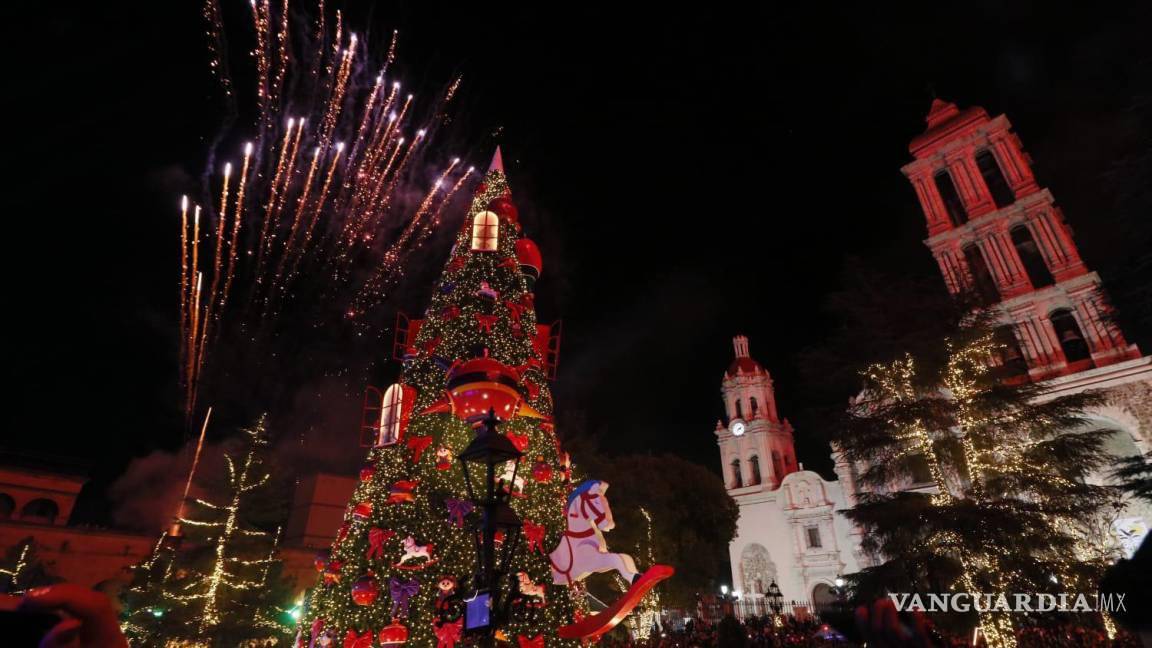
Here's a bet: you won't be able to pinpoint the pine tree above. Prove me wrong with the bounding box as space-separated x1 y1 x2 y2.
837 312 1118 648
122 416 295 647
303 154 586 646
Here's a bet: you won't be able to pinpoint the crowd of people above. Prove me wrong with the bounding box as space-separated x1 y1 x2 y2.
596 611 1142 647
600 615 850 647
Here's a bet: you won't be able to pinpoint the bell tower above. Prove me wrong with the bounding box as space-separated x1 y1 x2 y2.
715 335 798 491
901 99 1141 380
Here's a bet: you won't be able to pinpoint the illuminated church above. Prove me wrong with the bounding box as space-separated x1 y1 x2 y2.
717 99 1152 606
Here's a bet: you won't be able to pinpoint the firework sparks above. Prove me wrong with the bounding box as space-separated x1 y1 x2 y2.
177 2 473 424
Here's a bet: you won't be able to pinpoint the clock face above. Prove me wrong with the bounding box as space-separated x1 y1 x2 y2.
730 420 746 436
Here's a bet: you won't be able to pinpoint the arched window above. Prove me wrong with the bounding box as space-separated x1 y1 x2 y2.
470 210 499 251
934 170 968 226
1050 308 1091 364
993 325 1028 376
376 383 408 446
749 397 758 417
976 149 1015 208
730 459 743 489
1010 225 1054 289
0 493 14 519
962 244 1000 304
734 399 743 420
21 498 59 524
749 456 761 485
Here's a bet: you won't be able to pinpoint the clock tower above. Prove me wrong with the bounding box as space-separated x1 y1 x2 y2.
715 335 798 491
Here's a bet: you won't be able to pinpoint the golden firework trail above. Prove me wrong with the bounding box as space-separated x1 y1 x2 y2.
176 0 472 424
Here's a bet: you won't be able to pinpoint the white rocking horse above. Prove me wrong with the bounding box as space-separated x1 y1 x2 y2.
549 480 639 585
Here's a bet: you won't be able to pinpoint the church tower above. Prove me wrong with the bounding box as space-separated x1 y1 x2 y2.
715 335 798 491
901 99 1141 380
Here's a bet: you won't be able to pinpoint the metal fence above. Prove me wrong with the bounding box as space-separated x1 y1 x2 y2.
666 598 843 625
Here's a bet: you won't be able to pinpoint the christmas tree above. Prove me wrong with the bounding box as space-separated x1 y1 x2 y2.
302 152 593 647
838 313 1118 648
122 416 295 647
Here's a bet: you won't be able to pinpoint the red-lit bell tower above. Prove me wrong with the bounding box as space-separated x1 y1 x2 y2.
902 99 1141 380
714 335 799 491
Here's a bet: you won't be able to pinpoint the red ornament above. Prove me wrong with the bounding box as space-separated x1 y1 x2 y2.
359 464 376 482
337 522 352 544
531 459 553 483
352 501 373 521
518 635 545 648
314 549 330 572
379 621 409 646
488 196 519 223
420 356 546 422
515 238 542 284
351 574 381 606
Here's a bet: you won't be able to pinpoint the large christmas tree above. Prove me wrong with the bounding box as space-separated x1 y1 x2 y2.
303 152 589 647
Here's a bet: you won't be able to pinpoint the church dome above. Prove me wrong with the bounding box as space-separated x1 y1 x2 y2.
725 335 767 377
726 356 766 377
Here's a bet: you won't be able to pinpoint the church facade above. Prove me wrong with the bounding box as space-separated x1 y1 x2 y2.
716 99 1152 606
714 336 864 606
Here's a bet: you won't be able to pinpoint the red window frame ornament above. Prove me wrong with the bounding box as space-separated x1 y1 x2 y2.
361 383 416 447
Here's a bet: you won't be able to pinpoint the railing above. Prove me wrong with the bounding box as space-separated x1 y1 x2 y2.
667 598 844 625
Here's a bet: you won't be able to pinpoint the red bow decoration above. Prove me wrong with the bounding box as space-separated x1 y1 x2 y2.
336 523 351 544
310 618 325 644
367 527 396 561
505 432 529 453
523 520 546 554
344 630 372 648
407 435 434 463
499 256 518 270
475 313 499 333
434 618 464 648
504 300 526 323
441 305 461 320
518 635 545 648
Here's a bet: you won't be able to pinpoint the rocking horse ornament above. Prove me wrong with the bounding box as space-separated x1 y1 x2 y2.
549 479 675 640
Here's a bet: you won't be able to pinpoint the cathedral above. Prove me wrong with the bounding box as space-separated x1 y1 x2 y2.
716 99 1152 608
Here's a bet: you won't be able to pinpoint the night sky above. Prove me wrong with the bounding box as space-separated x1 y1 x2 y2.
7 2 1151 526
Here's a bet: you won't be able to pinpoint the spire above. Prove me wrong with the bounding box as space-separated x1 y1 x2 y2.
488 146 505 174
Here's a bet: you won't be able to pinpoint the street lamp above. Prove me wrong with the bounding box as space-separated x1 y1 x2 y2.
766 580 783 616
720 585 729 596
457 409 525 645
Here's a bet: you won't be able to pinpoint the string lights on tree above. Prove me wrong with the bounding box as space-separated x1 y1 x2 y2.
840 313 1117 648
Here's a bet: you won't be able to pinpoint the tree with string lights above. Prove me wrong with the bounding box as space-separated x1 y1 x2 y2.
300 151 672 648
122 416 295 647
837 311 1120 648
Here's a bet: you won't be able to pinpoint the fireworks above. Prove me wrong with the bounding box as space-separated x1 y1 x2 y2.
177 1 472 424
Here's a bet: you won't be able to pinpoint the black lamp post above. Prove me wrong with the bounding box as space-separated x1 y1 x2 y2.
766 580 783 616
457 409 525 645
